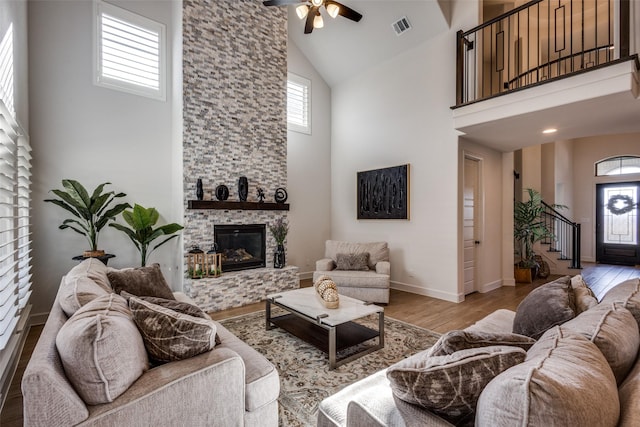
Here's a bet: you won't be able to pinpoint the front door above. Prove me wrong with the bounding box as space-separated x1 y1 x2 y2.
596 182 640 265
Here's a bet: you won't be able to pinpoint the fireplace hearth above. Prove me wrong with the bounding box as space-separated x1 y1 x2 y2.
214 224 266 272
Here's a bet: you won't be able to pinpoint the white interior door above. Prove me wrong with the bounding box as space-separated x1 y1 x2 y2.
463 156 480 295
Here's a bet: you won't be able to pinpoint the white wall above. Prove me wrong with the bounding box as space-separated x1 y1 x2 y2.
571 132 640 262
554 139 574 212
330 3 479 303
286 41 332 278
28 0 182 316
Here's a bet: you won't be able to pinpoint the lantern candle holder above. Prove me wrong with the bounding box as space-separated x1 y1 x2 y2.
187 246 205 279
206 244 222 277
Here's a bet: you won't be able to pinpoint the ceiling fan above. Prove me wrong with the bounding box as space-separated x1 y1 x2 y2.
263 0 363 34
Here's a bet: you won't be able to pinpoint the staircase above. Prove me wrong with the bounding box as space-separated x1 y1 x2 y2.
537 201 582 276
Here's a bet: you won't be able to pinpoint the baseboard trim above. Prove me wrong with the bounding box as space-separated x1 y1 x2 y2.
391 281 463 303
298 271 313 281
30 312 49 326
502 278 516 287
478 279 503 293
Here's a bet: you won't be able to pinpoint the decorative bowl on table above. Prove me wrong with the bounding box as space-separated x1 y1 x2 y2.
314 276 340 309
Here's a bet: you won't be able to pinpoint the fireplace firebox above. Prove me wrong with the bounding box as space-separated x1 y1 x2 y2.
214 224 266 272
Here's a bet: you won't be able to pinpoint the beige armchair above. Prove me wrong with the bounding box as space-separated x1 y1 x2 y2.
313 240 390 304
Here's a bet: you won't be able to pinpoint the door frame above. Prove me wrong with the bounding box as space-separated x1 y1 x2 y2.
462 152 484 296
595 181 640 265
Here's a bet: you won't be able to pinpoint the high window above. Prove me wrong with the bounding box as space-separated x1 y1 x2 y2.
596 156 640 176
287 73 311 135
94 1 166 101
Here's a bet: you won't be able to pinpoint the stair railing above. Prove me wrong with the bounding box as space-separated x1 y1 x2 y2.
455 0 630 107
541 201 581 269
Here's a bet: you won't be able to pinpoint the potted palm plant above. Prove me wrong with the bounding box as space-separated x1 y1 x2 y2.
44 180 130 262
513 188 564 283
110 204 184 267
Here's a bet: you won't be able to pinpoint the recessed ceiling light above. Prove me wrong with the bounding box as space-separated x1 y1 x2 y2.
542 128 557 134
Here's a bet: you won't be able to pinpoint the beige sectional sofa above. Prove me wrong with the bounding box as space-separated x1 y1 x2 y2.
318 276 640 426
22 259 279 426
313 240 390 304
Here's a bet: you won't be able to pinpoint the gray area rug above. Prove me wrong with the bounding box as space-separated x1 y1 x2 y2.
220 310 441 426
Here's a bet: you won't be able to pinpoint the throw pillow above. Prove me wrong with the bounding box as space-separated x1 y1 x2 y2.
512 277 576 339
335 252 370 271
601 278 640 328
387 345 526 423
476 327 619 427
65 257 112 292
428 330 536 357
120 291 207 319
128 296 217 363
571 274 598 314
107 263 175 300
58 275 111 317
561 302 639 384
55 293 148 405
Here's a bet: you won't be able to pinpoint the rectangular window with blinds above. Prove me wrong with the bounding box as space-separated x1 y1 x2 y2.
0 101 31 352
287 73 311 135
94 1 166 101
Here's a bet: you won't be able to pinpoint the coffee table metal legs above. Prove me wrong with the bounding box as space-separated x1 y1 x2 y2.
327 311 384 370
267 297 385 370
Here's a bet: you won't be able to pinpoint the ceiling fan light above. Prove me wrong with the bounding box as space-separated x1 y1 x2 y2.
313 13 324 28
295 4 309 19
311 0 323 7
326 3 339 18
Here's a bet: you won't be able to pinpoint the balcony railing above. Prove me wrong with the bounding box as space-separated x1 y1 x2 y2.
455 0 630 107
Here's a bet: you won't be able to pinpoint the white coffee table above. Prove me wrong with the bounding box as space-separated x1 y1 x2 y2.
266 287 384 370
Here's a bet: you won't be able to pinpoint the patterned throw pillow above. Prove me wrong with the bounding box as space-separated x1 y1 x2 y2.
387 346 526 423
428 330 536 357
120 291 207 318
335 252 370 271
128 296 217 363
107 263 175 300
513 277 576 339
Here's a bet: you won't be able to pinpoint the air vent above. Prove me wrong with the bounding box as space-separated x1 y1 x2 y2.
392 16 412 36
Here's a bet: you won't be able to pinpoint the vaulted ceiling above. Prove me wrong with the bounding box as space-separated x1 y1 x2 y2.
287 0 452 87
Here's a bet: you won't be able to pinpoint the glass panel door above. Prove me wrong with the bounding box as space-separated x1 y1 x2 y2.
596 182 640 265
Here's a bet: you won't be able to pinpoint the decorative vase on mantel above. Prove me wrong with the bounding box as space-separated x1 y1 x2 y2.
238 176 248 202
274 244 285 269
196 178 204 201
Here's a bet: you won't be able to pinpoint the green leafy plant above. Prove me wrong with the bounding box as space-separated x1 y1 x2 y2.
110 204 184 267
514 188 565 268
44 180 130 254
269 217 289 245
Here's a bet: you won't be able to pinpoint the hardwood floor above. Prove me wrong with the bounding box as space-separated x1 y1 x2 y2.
3 263 639 426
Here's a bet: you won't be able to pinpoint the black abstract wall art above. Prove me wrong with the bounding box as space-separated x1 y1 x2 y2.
357 164 409 220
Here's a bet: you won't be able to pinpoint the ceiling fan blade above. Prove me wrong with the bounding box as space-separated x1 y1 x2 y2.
304 6 319 34
326 0 362 22
263 0 303 6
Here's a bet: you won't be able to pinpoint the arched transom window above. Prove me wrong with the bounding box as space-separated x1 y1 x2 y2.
596 156 640 176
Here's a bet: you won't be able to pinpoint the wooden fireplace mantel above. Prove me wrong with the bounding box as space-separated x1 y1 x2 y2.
187 200 290 211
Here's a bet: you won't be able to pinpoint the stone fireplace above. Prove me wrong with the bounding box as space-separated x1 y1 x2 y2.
215 224 266 272
182 0 297 312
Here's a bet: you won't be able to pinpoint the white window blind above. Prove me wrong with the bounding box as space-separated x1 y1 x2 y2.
0 99 31 352
95 2 166 101
287 73 311 135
